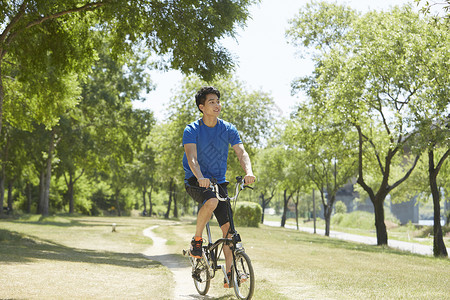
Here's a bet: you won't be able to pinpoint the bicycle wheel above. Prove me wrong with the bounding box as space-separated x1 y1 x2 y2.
192 256 210 295
232 251 255 300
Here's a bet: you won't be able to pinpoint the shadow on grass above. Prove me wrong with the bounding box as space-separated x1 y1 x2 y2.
0 229 160 269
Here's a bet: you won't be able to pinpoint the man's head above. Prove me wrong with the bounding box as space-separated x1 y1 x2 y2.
195 86 221 113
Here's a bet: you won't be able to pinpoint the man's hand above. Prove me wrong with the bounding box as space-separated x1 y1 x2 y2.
243 174 256 185
198 177 211 188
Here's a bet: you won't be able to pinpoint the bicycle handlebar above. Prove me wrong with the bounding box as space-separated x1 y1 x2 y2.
210 176 253 202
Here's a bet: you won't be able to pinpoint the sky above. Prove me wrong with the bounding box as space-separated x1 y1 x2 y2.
133 0 414 121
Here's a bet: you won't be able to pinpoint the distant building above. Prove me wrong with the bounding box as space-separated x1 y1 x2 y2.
390 196 419 225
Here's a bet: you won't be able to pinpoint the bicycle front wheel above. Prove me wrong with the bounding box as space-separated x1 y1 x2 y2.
192 256 210 295
232 251 255 300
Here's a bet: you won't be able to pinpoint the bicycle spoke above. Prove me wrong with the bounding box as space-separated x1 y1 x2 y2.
192 256 210 295
233 252 255 300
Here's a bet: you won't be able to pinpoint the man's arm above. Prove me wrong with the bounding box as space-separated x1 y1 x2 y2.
184 143 210 188
232 143 256 184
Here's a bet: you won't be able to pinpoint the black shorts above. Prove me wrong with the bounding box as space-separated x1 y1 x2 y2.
185 176 231 227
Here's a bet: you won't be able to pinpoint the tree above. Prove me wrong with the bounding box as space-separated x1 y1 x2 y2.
253 146 284 223
54 39 154 215
1 0 257 136
287 3 441 246
281 149 306 229
415 0 450 17
410 17 450 256
283 103 358 236
129 137 157 216
428 147 450 257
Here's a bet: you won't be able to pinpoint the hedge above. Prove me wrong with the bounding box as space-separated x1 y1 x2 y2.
233 201 262 227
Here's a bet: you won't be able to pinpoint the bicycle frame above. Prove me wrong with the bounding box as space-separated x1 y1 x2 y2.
204 176 250 280
184 176 255 299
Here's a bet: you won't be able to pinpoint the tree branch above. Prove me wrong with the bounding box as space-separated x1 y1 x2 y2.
25 2 107 29
0 1 28 44
435 148 450 173
389 154 421 191
355 124 376 200
74 168 86 183
361 131 385 174
2 1 107 53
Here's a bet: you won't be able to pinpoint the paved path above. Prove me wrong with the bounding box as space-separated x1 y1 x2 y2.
263 221 449 256
143 226 220 300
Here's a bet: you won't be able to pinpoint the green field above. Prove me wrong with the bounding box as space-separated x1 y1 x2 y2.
1 215 449 299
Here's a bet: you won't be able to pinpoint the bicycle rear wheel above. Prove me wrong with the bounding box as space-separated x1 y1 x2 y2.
192 256 210 295
232 251 255 300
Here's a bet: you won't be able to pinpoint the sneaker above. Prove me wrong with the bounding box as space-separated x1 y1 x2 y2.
238 272 248 283
224 271 233 288
190 236 203 258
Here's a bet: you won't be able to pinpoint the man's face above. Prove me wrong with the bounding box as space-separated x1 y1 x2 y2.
199 93 221 117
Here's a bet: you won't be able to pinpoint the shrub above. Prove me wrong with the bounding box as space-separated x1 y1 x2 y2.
234 201 262 227
335 201 347 214
332 211 375 230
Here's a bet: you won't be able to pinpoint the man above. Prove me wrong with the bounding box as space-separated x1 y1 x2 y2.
183 86 255 288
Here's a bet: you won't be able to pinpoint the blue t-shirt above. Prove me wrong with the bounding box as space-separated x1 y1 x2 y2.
183 118 242 183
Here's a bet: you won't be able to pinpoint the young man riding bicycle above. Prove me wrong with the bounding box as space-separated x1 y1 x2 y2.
183 86 255 288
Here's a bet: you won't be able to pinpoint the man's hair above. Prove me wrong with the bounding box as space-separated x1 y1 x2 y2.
195 86 220 113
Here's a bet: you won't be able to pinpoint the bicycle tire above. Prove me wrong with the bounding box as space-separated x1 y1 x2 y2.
192 256 211 295
232 251 255 300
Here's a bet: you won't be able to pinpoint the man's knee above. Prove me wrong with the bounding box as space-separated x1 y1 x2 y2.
203 198 219 211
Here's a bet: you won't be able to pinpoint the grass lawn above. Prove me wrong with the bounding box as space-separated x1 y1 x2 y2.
1 214 449 299
159 218 450 299
265 213 450 247
0 215 172 299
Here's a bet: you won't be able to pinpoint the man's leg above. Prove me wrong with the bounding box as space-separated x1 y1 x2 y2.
190 198 219 258
195 197 219 237
221 221 234 288
220 222 232 272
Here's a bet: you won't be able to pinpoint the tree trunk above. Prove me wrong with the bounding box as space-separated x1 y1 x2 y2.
173 184 178 218
165 179 173 219
67 173 74 214
64 169 83 215
26 182 32 214
0 172 4 216
281 189 291 227
115 188 122 216
373 197 388 246
446 197 449 226
165 191 172 219
148 185 153 216
0 128 9 216
324 194 337 237
260 193 266 224
0 65 4 136
429 150 448 257
7 180 13 213
142 189 147 216
38 170 45 214
41 132 55 216
324 204 331 237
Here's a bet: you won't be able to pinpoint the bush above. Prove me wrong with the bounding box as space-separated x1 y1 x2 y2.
335 201 347 214
332 211 375 230
234 201 262 228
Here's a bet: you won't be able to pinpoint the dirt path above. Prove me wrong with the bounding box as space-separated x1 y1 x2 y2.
143 226 220 300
